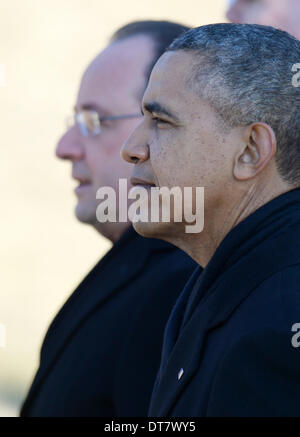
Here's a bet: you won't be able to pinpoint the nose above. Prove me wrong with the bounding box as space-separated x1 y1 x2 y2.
55 127 84 161
121 123 149 165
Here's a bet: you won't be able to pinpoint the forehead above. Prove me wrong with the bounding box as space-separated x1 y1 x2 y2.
77 36 154 110
143 51 198 115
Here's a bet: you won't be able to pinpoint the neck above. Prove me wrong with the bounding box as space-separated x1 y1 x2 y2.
93 221 131 244
169 178 293 267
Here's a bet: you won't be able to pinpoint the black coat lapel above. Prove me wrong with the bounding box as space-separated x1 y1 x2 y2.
149 225 300 416
150 266 201 399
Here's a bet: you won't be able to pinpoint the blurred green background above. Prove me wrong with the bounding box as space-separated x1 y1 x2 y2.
0 0 226 416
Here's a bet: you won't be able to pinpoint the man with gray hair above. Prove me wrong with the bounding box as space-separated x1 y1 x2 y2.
122 23 300 416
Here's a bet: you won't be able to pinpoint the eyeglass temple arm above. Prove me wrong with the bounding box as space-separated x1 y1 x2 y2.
100 113 142 122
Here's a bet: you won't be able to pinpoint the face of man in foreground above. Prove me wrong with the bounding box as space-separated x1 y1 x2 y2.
122 48 289 264
122 51 239 244
227 0 300 39
56 36 154 241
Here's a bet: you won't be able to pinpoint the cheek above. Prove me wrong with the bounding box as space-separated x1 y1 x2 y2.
85 127 127 168
235 2 263 24
149 131 177 186
248 3 277 26
149 131 192 188
83 142 116 188
151 128 227 190
86 139 133 189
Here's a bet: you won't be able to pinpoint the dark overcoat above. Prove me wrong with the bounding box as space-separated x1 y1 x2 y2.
149 190 300 417
21 227 196 417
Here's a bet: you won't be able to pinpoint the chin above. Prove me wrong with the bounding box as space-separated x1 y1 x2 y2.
75 203 95 225
132 221 174 240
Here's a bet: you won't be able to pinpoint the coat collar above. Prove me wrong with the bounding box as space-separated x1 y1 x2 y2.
149 189 300 416
22 227 173 413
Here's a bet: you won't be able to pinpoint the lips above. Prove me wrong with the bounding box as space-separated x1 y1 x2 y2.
76 180 91 186
130 177 156 188
72 174 92 185
72 175 92 197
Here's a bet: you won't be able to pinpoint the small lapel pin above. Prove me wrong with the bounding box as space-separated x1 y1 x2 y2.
178 368 184 380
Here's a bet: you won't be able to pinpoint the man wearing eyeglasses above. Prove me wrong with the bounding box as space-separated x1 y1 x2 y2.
20 21 196 417
226 0 300 40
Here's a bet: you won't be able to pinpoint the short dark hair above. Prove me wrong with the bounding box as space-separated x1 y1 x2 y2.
168 23 300 186
110 20 190 93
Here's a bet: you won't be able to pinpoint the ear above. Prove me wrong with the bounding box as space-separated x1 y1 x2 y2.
233 123 277 181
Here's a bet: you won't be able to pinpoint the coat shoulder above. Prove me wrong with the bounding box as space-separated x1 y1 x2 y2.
207 323 300 416
205 264 300 416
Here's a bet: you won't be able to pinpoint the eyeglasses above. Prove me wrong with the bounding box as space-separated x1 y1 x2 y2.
66 109 142 137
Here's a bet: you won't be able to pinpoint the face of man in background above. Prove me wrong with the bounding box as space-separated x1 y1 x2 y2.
56 36 154 241
227 0 300 39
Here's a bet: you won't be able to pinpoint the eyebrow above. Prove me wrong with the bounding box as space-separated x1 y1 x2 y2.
142 101 180 123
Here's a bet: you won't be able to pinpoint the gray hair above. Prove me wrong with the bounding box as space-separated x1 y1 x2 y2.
168 23 300 186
